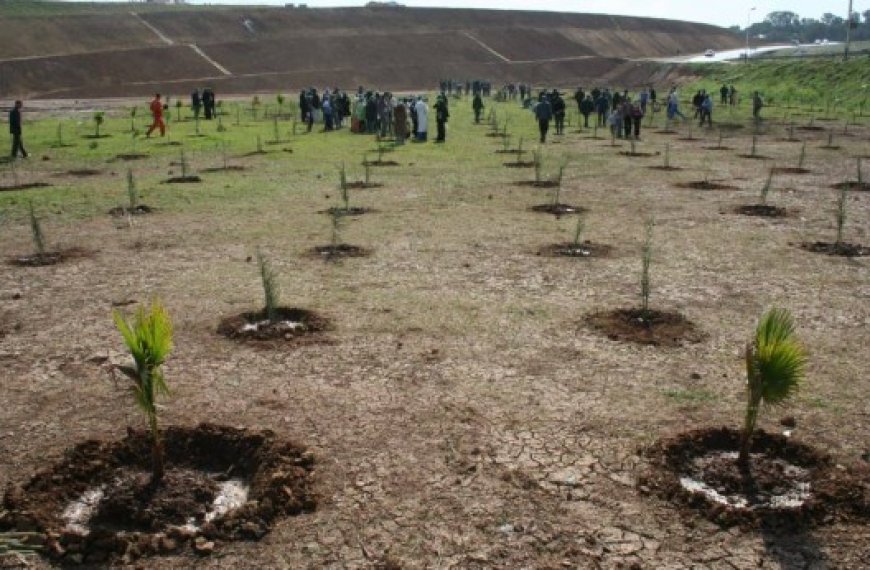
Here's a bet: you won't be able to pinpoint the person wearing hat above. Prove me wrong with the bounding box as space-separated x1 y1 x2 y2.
434 93 449 143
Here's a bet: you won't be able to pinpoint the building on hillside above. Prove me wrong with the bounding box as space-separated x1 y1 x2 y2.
140 0 187 5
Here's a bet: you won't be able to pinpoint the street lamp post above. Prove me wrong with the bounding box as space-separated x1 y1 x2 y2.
745 6 756 62
845 0 854 60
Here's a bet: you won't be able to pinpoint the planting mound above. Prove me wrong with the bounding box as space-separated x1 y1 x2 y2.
798 241 868 258
0 424 316 564
0 182 51 193
309 244 371 261
734 204 788 218
831 181 870 192
586 308 705 347
771 167 811 175
639 427 868 529
529 203 587 217
217 307 329 342
539 241 612 259
162 175 202 184
514 180 561 189
648 165 683 171
321 207 373 217
675 181 737 191
7 248 92 267
503 161 535 168
108 205 154 217
345 181 383 190
737 154 771 160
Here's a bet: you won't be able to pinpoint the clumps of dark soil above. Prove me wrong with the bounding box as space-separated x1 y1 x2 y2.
162 176 202 184
585 308 706 347
241 150 269 157
0 182 51 192
675 181 737 191
529 203 587 217
771 167 811 175
797 125 825 132
654 129 678 135
704 146 733 151
83 134 111 139
113 153 149 161
309 244 371 261
0 424 316 564
217 307 328 342
345 181 383 189
495 149 523 155
619 151 659 157
831 181 869 192
108 205 154 217
717 123 744 131
820 145 842 151
798 241 868 257
201 166 247 173
639 427 868 529
513 180 561 188
485 132 508 138
647 166 683 171
538 241 612 258
734 204 788 218
320 206 373 217
737 154 771 160
362 160 399 167
7 248 92 267
503 161 535 168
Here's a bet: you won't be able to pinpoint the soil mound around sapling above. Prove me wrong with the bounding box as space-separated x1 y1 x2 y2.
797 125 825 131
538 241 612 258
309 244 371 261
737 154 771 160
820 145 841 151
654 129 678 135
734 204 788 218
162 176 202 184
108 205 154 217
0 182 51 192
7 247 92 267
201 165 247 173
675 181 737 191
513 180 561 188
241 150 269 157
619 151 658 157
717 123 744 131
638 427 868 529
831 181 870 192
345 181 383 189
585 308 706 347
0 424 316 564
798 241 868 257
704 146 733 151
217 307 329 342
320 206 374 217
529 203 587 217
113 153 148 161
60 169 102 177
362 160 399 167
771 167 811 175
647 165 683 171
503 161 535 168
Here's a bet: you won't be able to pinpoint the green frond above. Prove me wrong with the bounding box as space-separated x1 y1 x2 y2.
753 307 806 407
755 307 796 348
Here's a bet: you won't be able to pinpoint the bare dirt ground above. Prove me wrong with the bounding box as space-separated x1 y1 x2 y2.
0 99 867 568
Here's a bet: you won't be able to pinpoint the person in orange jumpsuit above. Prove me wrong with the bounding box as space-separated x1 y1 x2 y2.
146 93 166 137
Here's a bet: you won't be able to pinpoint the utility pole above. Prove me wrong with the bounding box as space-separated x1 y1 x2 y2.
745 6 756 63
845 0 853 60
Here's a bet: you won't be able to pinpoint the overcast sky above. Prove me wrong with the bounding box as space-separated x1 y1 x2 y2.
187 0 867 28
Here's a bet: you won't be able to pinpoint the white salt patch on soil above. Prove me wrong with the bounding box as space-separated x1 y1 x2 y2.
241 320 303 333
179 479 250 532
679 451 811 510
62 487 105 535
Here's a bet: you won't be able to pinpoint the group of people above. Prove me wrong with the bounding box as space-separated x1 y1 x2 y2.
190 88 217 120
298 88 352 132
438 79 492 98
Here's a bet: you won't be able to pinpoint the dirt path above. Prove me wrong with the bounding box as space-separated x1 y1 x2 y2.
130 11 174 46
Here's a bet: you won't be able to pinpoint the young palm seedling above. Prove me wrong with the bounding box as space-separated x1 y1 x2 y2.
28 201 46 256
257 249 279 323
835 185 848 248
276 93 285 118
175 99 183 122
93 112 105 138
533 147 543 184
113 300 174 485
126 169 139 212
738 307 806 466
129 107 137 132
639 218 654 321
798 142 807 169
759 169 774 205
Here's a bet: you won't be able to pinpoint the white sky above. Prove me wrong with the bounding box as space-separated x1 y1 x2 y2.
184 0 868 28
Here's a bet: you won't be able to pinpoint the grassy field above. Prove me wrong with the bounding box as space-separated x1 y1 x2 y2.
0 91 868 568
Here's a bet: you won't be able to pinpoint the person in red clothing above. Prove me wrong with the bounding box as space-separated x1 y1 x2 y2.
146 93 166 137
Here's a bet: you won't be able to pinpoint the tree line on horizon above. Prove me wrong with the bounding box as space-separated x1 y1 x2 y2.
730 10 870 43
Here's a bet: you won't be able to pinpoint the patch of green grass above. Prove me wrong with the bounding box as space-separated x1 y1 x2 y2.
662 388 716 405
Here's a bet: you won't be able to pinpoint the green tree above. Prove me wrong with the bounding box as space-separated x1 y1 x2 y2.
739 308 807 465
113 301 174 485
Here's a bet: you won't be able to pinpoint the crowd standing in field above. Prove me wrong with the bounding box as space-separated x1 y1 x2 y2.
6 79 767 158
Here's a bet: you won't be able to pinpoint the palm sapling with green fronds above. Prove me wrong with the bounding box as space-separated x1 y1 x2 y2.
572 216 585 248
113 300 174 485
739 307 806 466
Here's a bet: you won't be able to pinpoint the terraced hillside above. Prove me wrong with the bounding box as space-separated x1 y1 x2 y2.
0 3 741 98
